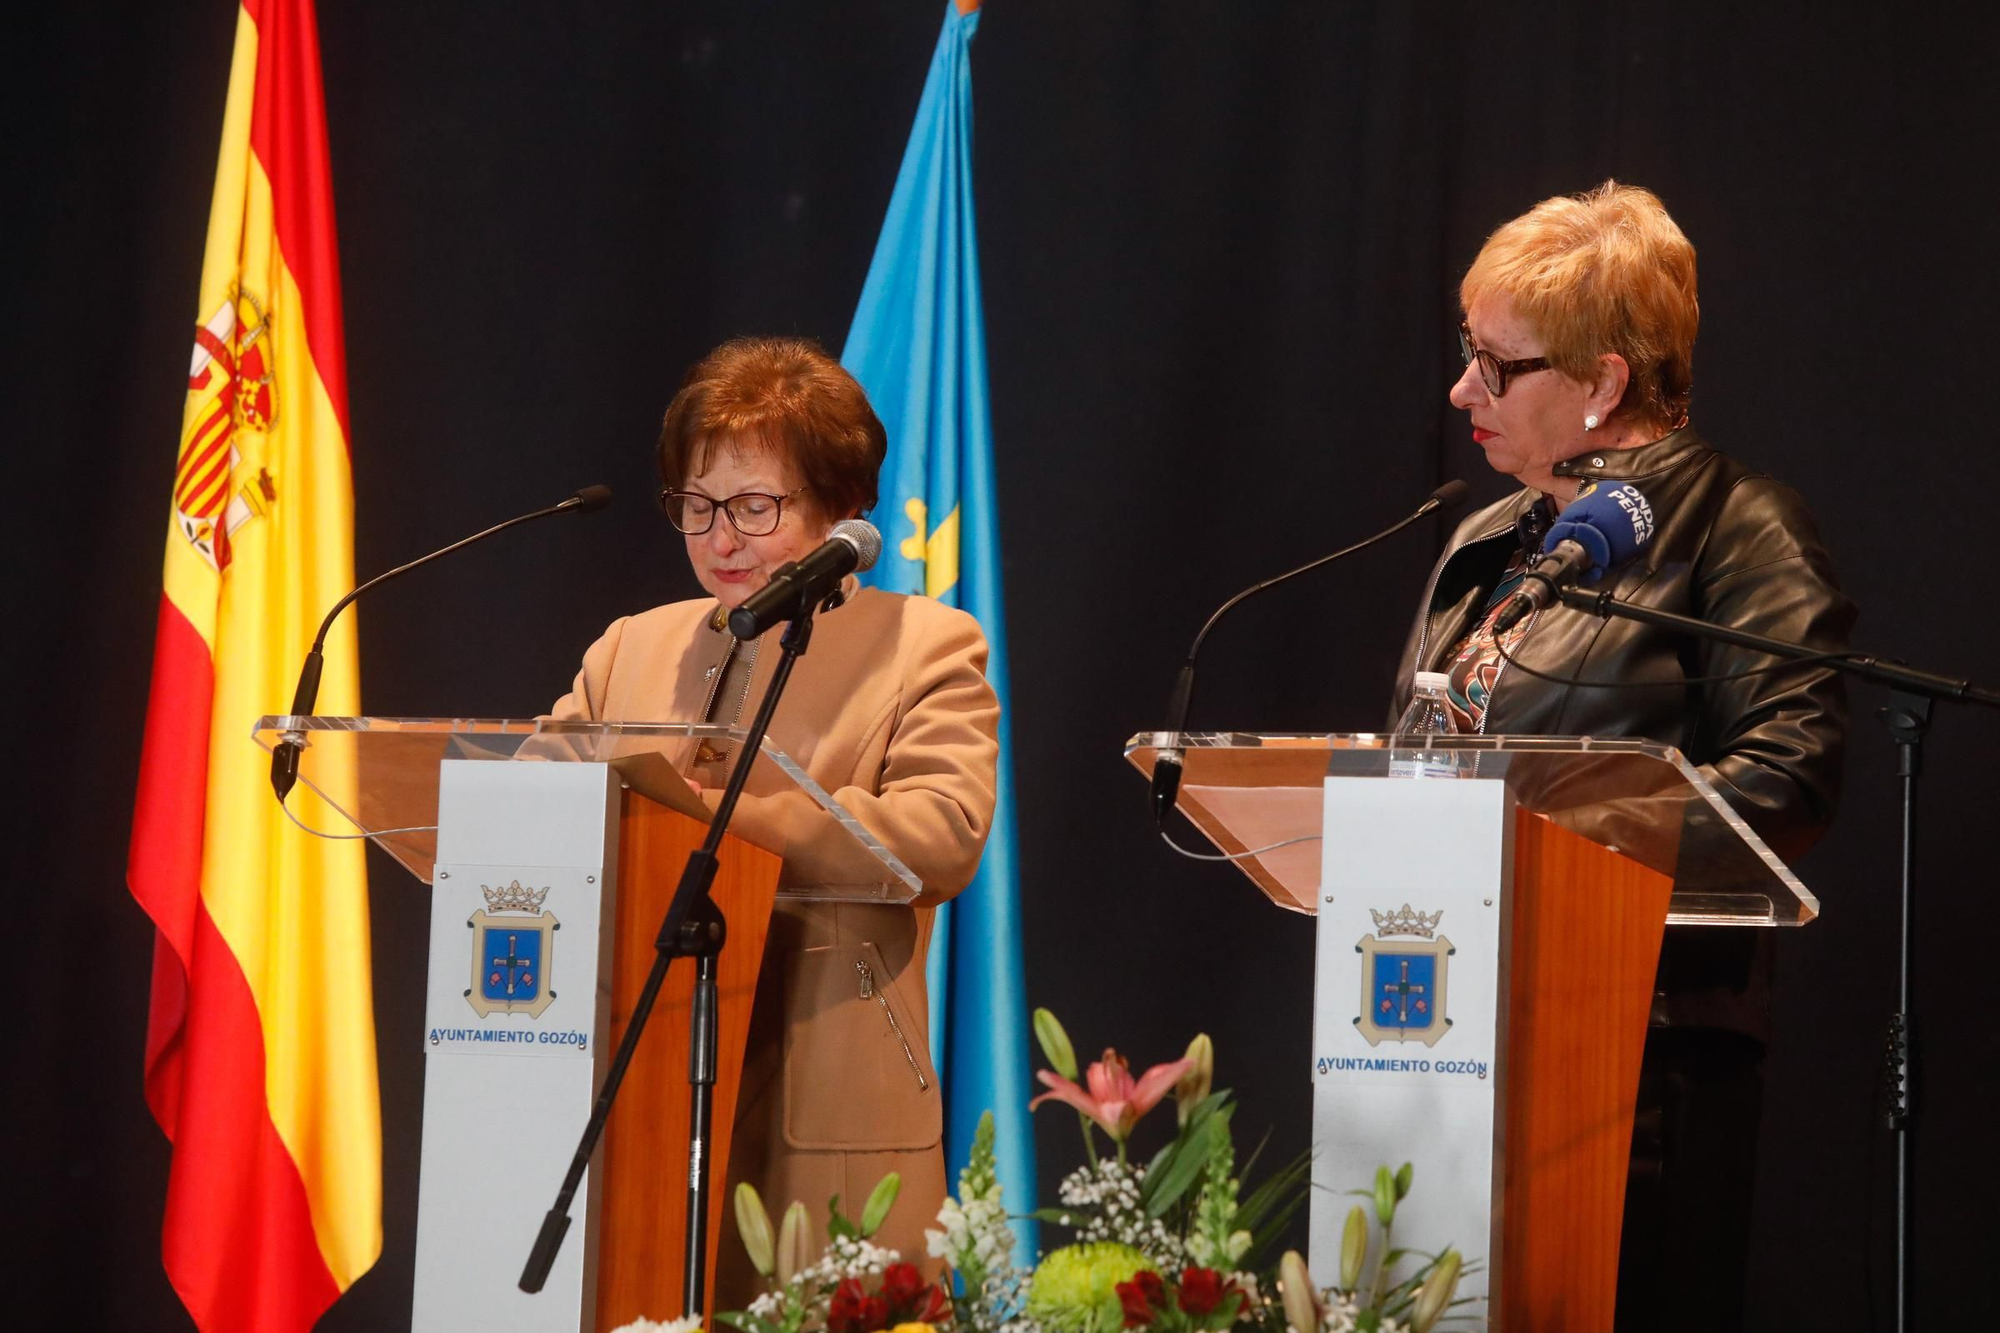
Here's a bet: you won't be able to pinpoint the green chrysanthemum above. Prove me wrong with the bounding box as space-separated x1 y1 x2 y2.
1025 1242 1150 1333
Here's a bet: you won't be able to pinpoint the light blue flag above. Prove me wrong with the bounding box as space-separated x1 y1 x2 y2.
842 1 1037 1259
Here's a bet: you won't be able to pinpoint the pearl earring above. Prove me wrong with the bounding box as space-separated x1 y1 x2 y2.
1584 413 1600 431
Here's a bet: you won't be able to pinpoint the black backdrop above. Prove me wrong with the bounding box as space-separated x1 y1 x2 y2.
12 3 2000 1328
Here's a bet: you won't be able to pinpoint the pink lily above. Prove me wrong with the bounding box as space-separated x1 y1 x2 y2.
1031 1047 1194 1142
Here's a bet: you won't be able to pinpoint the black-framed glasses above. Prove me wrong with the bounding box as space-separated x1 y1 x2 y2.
1459 319 1552 397
657 486 808 536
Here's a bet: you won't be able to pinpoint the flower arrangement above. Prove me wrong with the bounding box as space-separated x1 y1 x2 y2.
624 1009 1479 1333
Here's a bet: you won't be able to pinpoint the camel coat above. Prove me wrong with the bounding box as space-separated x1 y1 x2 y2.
549 584 998 1306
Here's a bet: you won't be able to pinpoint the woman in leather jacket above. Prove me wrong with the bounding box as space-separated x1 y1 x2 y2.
1399 182 1854 1331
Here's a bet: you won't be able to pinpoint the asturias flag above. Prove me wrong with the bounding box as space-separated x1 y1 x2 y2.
843 0 1037 1254
127 0 379 1326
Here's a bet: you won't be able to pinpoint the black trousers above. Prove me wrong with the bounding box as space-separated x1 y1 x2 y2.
1612 1026 1767 1333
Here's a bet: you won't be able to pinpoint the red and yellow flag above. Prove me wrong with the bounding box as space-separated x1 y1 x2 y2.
128 0 379 1327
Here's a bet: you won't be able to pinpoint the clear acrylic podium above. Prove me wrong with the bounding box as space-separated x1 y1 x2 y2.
256 716 921 1333
1125 732 1819 1332
257 715 923 902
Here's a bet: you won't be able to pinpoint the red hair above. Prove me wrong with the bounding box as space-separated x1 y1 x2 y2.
657 337 886 520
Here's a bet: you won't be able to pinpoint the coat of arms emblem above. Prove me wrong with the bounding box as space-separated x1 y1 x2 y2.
177 286 278 573
465 880 558 1019
1353 903 1454 1048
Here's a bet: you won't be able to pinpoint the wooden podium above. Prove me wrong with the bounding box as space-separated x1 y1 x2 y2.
258 716 922 1333
1125 732 1818 1331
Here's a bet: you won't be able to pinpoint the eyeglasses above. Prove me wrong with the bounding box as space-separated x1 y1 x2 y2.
1459 319 1552 398
657 486 808 536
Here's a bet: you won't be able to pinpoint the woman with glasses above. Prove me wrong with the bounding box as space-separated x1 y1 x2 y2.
551 336 998 1303
1394 182 1853 1330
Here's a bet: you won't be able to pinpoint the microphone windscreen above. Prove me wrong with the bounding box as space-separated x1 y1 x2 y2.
1545 482 1655 581
569 484 613 512
1430 478 1472 511
831 518 883 573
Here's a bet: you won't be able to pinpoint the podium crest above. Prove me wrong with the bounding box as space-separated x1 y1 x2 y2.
1353 903 1454 1048
465 880 558 1019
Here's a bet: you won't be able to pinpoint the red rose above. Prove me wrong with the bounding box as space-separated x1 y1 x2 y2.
828 1278 870 1333
1176 1268 1229 1317
1116 1282 1155 1327
1117 1270 1168 1328
881 1263 925 1313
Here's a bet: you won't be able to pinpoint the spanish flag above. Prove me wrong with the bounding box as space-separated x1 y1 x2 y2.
128 0 379 1327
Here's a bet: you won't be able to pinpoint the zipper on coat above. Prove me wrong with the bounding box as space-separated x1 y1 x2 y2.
697 636 736 720
1413 517 1514 674
696 632 761 764
720 638 761 738
855 958 929 1091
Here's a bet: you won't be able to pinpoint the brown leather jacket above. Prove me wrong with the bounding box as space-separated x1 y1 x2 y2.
1392 428 1855 1031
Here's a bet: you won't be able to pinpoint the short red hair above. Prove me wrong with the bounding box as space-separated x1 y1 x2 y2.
657 337 886 521
1462 181 1698 430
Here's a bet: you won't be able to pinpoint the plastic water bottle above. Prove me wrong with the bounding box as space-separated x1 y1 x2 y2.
1389 671 1462 779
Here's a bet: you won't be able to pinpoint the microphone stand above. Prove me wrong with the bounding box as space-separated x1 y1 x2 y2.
1556 585 1999 1333
519 590 831 1312
271 485 611 802
1151 480 1470 824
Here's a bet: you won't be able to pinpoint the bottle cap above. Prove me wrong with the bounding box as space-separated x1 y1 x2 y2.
1413 670 1450 692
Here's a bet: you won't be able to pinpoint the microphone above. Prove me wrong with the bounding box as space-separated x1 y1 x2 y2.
1492 481 1654 634
268 485 614 803
1149 478 1471 826
727 519 882 639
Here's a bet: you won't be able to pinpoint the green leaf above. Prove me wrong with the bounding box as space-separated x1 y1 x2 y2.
1245 1189 1311 1274
1236 1123 1272 1181
1021 1205 1095 1227
826 1193 859 1241
1234 1146 1311 1235
1143 1110 1227 1216
860 1173 902 1238
1140 1090 1234 1188
1235 1146 1313 1272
